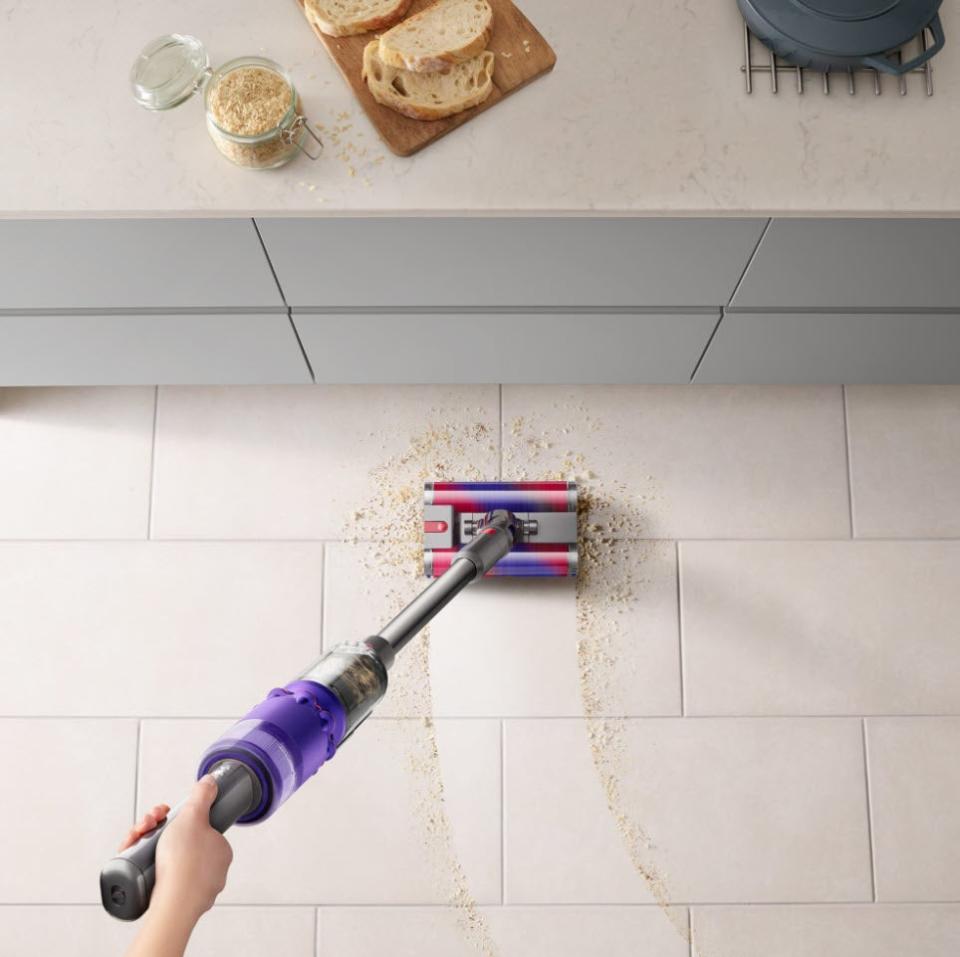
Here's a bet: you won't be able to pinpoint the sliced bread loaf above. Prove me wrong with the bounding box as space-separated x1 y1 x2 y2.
377 0 494 73
362 42 495 120
303 0 413 37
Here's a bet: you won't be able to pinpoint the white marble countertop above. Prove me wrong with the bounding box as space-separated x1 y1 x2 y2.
3 0 960 217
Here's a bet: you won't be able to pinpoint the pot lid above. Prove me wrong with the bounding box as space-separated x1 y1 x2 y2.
741 0 941 55
130 34 211 111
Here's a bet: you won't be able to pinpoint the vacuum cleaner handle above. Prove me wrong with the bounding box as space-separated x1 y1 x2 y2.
99 760 260 921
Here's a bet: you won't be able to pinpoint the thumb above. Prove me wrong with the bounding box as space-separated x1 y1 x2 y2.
183 773 219 817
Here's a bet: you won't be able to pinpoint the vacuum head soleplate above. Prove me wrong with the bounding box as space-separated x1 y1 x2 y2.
424 481 578 578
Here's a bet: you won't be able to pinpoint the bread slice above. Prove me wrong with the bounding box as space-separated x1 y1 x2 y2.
303 0 413 38
362 42 495 120
377 0 494 73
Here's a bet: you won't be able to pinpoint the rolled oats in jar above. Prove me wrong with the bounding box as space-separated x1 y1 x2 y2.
130 35 322 170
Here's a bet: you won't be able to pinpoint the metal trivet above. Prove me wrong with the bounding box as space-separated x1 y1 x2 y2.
741 21 935 95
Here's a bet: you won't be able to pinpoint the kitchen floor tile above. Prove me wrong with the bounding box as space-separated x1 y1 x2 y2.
501 386 850 539
504 718 871 904
0 906 316 956
0 387 154 539
319 905 688 957
847 386 960 538
0 542 323 716
0 719 136 903
151 386 499 540
692 904 960 957
681 542 960 715
138 717 500 905
867 718 960 902
324 541 681 718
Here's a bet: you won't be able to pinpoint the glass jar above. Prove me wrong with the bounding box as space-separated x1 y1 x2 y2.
130 35 322 170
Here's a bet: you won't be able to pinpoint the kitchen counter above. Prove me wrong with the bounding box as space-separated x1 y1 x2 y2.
3 0 960 217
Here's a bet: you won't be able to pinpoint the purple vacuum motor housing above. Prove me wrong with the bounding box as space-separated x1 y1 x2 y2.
198 679 347 823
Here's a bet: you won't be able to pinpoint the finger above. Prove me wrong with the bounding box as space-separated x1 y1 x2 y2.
182 774 219 817
117 827 140 852
151 803 171 821
139 812 158 832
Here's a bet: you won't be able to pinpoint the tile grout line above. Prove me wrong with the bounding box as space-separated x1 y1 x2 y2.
146 387 159 539
841 385 856 538
500 719 506 905
14 899 942 909
132 718 142 823
861 717 879 902
675 541 688 716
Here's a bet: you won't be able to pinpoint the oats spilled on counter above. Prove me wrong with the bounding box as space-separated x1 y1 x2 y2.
207 66 293 136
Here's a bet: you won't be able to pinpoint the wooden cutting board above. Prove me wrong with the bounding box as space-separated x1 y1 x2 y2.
295 0 557 156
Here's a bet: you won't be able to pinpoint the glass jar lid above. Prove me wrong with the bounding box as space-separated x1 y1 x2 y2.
131 34 211 111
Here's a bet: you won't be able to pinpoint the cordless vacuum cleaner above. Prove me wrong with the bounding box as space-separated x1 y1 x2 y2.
101 481 578 920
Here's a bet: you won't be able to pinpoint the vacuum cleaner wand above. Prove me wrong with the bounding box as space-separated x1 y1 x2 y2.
100 483 577 921
379 507 518 652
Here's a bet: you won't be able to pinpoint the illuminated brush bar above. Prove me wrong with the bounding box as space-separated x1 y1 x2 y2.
425 480 576 513
426 544 577 578
423 481 578 579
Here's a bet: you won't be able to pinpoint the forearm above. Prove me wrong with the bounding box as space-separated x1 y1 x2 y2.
123 895 200 957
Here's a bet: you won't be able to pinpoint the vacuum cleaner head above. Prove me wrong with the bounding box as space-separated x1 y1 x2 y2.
424 481 578 578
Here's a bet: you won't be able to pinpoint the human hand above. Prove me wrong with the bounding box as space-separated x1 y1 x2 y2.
151 775 234 923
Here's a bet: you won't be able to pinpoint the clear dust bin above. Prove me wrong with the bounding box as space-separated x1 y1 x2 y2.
130 34 322 170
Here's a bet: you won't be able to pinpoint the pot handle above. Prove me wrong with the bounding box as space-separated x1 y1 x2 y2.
860 13 944 75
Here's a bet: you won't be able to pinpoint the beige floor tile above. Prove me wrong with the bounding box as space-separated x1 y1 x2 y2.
138 717 500 905
320 905 688 957
151 386 499 540
681 542 960 716
324 541 681 718
0 542 323 717
501 386 850 539
0 719 136 903
0 905 316 956
0 387 154 539
504 718 871 904
692 904 960 957
867 718 960 902
847 386 960 538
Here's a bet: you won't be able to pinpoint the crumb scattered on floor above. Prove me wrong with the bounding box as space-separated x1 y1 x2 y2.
340 404 687 953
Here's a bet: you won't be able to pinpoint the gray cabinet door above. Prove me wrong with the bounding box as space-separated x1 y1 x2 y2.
0 315 312 385
695 312 960 383
295 311 718 383
0 220 283 311
257 218 767 308
732 219 960 310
